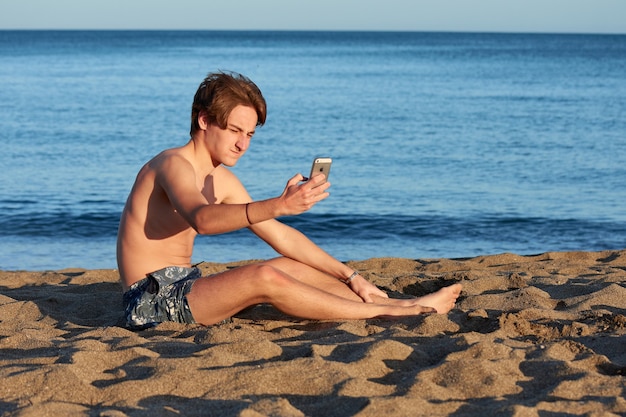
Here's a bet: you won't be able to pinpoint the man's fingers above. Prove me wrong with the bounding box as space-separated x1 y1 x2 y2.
287 173 306 187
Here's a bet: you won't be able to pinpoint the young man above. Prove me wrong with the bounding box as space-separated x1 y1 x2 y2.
117 71 461 329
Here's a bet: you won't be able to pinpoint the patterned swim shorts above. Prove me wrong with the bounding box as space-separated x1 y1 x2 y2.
123 266 202 330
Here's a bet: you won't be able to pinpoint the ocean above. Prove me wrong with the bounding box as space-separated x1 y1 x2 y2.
1 30 625 271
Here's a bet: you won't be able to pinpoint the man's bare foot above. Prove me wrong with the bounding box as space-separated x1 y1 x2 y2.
415 283 462 314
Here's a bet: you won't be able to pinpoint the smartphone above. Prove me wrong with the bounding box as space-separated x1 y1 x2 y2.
308 157 332 183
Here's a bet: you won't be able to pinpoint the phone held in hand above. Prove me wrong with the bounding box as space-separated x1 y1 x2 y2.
308 157 332 183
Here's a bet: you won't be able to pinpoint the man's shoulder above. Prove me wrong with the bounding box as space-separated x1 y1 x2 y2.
147 147 192 171
209 166 249 203
154 146 189 161
211 165 236 179
211 165 245 189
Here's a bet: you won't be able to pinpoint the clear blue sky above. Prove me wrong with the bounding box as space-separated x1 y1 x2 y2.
1 0 625 34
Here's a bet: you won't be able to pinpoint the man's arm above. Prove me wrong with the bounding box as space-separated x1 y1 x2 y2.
218 168 386 301
249 217 389 302
156 154 329 235
154 154 251 234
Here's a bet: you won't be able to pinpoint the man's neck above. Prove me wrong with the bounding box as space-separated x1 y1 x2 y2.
188 137 219 176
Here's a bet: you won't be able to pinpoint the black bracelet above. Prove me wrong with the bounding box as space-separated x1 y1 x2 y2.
245 203 252 225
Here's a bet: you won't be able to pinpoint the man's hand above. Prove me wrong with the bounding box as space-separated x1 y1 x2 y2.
278 173 330 216
349 275 390 303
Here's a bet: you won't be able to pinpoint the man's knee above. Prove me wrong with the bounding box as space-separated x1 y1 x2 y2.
254 264 291 288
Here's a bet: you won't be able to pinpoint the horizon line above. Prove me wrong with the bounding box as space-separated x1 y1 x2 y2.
1 28 625 36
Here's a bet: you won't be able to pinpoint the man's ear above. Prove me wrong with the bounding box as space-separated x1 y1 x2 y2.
198 110 209 130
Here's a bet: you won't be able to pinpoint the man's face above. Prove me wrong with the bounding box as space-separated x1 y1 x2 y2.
207 105 258 167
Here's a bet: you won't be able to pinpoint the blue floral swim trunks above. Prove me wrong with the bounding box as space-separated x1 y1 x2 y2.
123 266 202 330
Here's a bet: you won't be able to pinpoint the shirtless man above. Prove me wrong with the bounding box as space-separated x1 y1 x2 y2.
117 71 462 329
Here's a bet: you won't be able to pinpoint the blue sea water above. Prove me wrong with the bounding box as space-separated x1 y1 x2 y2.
1 30 625 271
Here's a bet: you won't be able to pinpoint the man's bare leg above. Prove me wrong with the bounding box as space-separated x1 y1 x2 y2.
187 259 461 325
262 257 462 314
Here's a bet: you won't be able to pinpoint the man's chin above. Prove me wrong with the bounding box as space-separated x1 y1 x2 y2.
221 159 239 167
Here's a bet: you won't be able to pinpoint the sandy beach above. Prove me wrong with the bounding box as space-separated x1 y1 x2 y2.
1 250 625 416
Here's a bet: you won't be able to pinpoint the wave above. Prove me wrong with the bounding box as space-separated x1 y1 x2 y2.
0 211 121 238
284 213 625 248
1 210 623 251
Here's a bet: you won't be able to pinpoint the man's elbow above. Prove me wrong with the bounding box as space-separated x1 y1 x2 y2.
194 223 214 235
188 208 211 235
190 207 235 235
191 213 223 235
192 216 213 235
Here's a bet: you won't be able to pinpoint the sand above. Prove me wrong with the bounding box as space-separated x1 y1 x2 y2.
1 250 625 416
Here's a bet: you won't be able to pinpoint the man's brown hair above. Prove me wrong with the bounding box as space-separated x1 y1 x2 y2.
190 71 267 135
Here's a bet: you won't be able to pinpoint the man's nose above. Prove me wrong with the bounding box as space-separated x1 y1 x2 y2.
237 135 250 151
